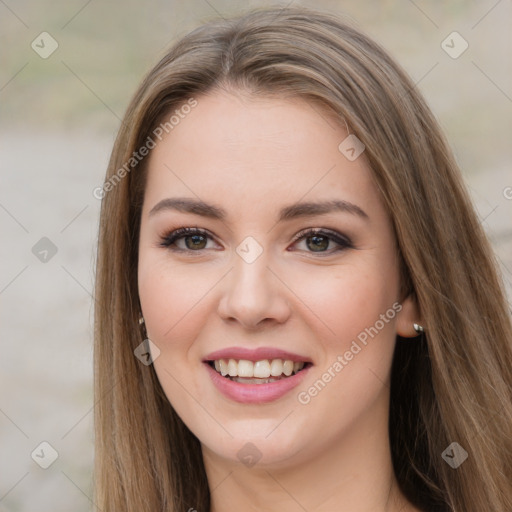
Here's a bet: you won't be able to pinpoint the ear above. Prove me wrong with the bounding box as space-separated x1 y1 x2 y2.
396 294 422 338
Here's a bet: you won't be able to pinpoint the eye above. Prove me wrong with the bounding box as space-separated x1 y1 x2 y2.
290 228 353 255
159 227 218 252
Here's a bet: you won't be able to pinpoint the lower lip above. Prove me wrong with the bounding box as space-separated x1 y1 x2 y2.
204 362 311 404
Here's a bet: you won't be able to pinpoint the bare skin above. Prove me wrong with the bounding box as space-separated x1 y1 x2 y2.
138 89 422 511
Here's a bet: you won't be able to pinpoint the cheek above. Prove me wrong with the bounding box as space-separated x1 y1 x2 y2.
290 260 400 410
138 256 216 414
286 258 399 350
290 261 400 421
138 254 218 345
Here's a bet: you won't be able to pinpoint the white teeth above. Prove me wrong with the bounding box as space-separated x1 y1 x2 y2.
219 359 228 376
227 359 238 377
212 358 305 379
253 360 271 378
231 377 281 384
237 359 254 377
283 360 294 376
270 359 283 376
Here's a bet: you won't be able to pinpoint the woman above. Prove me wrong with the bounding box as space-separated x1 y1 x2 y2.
93 7 512 511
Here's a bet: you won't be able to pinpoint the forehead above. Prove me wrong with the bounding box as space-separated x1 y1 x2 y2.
142 90 381 221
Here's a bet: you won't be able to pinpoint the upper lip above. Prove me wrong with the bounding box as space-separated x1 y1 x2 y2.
204 347 313 363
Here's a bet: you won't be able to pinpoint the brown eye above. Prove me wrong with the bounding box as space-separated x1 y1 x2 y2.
291 228 353 255
184 234 207 250
305 234 330 252
160 227 216 252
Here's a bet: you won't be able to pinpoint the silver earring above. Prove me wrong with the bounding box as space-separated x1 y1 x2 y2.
139 316 148 338
413 323 424 334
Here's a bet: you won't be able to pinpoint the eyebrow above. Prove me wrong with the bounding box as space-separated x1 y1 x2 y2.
149 197 369 222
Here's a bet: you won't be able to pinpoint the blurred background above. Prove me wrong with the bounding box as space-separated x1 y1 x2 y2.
1 0 511 510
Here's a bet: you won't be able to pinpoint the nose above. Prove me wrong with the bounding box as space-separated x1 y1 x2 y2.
217 249 291 330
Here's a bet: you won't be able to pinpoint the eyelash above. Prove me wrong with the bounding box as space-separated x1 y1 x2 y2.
159 227 353 256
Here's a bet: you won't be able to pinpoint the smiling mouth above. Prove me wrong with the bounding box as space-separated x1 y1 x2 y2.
207 358 311 384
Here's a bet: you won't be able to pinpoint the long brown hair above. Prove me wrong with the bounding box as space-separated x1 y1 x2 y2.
94 7 512 511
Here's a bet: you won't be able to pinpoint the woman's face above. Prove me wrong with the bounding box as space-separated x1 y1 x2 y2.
138 90 418 469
